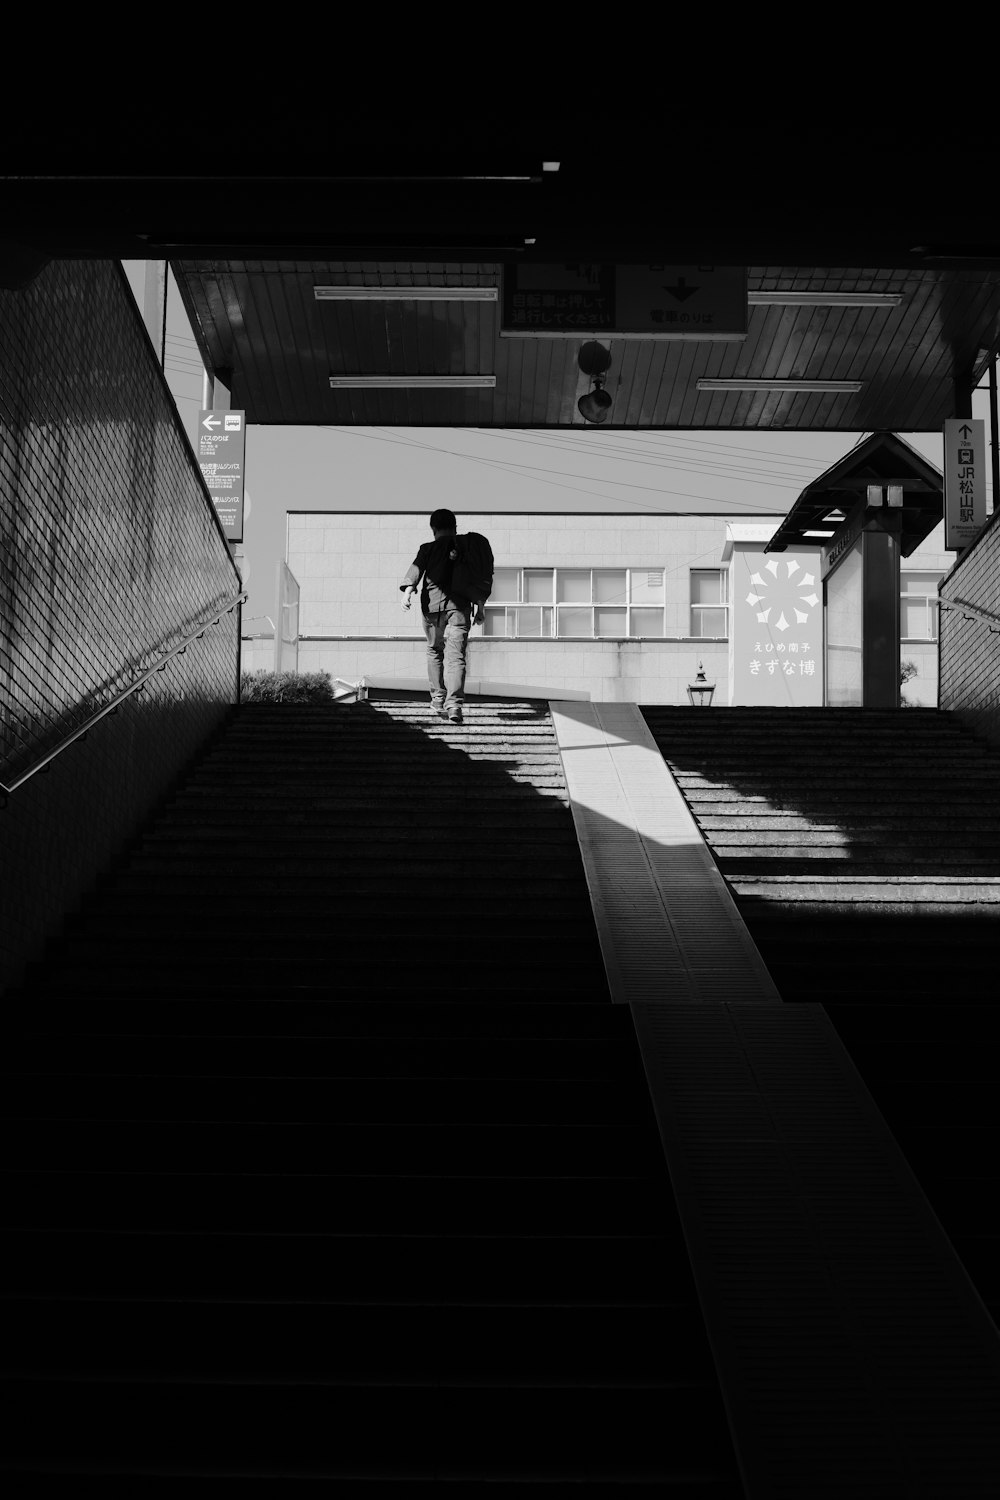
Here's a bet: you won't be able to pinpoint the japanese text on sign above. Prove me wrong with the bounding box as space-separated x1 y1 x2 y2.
943 417 986 551
502 264 747 338
198 409 246 542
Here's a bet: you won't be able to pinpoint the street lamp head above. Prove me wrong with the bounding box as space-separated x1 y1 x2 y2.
687 659 716 706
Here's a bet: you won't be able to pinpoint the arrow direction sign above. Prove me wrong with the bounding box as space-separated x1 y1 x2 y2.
662 276 699 302
198 409 246 542
943 417 986 550
501 263 746 338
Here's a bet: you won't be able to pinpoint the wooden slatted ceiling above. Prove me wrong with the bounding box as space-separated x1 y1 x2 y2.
171 262 1000 431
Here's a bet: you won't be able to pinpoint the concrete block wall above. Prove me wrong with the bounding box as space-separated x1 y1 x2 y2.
298 637 730 706
939 510 1000 745
288 512 734 704
241 638 275 675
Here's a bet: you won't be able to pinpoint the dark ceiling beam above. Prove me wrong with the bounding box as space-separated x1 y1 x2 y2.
4 175 1000 269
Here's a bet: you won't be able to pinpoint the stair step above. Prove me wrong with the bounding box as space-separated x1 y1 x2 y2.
154 811 574 832
22 971 608 1002
10 1118 667 1178
63 913 601 944
19 983 613 1008
123 853 587 876
13 1033 641 1081
15 998 629 1040
0 1379 739 1482
711 850 1000 867
137 831 580 854
4 1297 711 1387
0 1227 686 1304
696 816 1000 833
5 1071 647 1125
170 785 570 802
86 892 594 920
5 1169 676 1235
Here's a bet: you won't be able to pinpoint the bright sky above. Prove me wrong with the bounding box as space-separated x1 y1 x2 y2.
127 263 995 627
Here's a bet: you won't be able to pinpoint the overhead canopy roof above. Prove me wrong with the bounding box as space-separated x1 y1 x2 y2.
5 118 1000 431
765 432 944 555
170 261 1000 431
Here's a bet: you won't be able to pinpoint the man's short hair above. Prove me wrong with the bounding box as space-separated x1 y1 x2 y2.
429 508 457 532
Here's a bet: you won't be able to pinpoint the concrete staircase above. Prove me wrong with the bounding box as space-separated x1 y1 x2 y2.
642 705 1000 1331
4 697 744 1491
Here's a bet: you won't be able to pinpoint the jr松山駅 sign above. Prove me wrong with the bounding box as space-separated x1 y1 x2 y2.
943 417 986 551
198 409 246 542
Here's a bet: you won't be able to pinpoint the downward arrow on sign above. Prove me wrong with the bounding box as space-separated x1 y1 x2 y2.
662 276 699 302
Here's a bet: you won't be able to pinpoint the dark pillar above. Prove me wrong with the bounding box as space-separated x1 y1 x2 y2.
862 513 902 708
954 365 975 420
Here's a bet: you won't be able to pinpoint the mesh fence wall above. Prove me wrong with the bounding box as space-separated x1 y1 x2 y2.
1 259 242 992
939 507 1000 748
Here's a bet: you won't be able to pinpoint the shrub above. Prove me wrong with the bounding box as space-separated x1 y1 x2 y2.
900 659 919 707
241 671 336 704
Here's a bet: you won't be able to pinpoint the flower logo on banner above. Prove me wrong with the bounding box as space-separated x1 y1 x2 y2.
745 557 819 632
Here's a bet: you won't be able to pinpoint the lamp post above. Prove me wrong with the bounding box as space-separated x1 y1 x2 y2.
687 659 716 706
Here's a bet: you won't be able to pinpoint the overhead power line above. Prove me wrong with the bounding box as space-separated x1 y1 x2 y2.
320 427 792 515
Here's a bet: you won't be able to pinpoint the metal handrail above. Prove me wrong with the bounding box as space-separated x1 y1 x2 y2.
1 591 247 797
939 595 1000 631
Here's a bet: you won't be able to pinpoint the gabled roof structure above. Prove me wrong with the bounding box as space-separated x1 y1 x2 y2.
765 432 944 555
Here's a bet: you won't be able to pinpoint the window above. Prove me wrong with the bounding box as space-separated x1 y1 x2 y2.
482 568 665 638
690 570 729 637
900 572 942 640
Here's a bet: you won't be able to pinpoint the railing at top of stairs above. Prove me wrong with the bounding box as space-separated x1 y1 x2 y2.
331 677 368 702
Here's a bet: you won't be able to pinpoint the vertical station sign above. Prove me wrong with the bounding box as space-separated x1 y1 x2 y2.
198 409 246 542
943 417 986 550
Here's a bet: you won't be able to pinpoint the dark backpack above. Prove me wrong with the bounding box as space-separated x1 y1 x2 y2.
449 532 494 606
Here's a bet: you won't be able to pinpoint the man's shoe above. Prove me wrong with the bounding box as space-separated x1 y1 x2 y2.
434 707 448 720
447 709 463 723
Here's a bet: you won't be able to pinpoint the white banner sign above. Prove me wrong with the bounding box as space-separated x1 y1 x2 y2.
944 417 986 550
730 548 824 706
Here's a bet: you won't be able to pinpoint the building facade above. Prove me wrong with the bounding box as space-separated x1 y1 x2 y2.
242 511 950 707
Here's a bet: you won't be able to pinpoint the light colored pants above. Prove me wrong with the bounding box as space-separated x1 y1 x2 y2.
422 608 470 710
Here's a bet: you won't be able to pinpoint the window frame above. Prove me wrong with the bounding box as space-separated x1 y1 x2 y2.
900 571 942 642
482 566 667 639
689 568 729 639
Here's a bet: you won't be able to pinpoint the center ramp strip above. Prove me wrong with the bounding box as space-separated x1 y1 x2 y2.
551 700 1000 1494
549 700 780 1004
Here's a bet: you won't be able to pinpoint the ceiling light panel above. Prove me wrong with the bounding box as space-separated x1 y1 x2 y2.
697 379 864 393
748 292 903 307
315 286 498 301
328 375 496 388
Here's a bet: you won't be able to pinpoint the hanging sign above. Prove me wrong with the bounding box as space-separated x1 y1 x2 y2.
943 417 986 551
198 409 246 542
501 264 747 338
